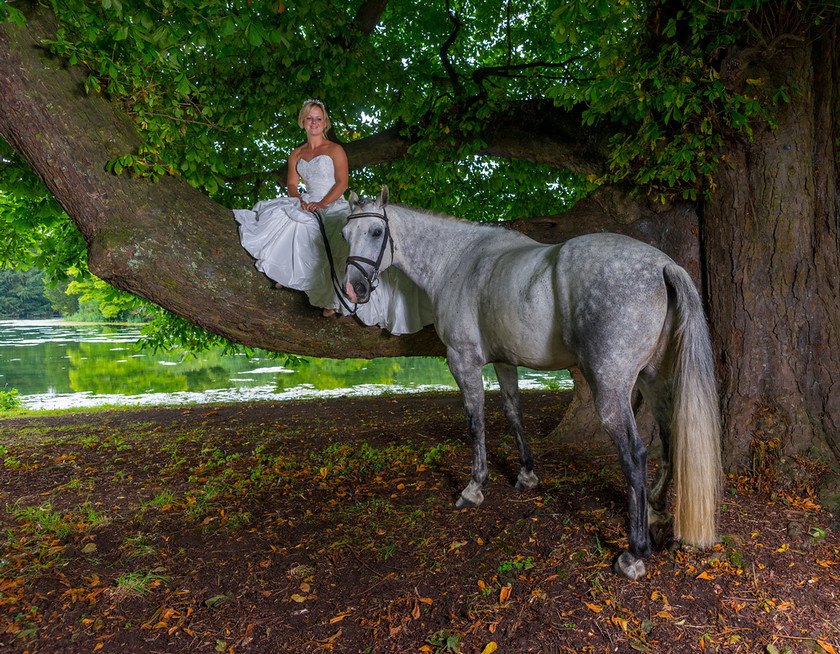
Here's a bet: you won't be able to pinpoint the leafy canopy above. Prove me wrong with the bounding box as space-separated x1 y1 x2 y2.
1 0 836 347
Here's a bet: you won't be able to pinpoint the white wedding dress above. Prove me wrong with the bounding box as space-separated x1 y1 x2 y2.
233 155 434 335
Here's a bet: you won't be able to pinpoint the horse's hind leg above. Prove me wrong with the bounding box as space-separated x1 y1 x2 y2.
448 350 489 509
638 376 675 548
493 363 539 491
592 382 651 580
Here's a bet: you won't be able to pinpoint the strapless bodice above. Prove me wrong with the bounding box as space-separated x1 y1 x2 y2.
296 154 335 202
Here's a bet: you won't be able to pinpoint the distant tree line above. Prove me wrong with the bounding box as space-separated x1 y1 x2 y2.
0 267 140 321
0 268 61 318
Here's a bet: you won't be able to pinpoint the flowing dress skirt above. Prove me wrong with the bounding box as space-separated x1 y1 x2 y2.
234 194 434 335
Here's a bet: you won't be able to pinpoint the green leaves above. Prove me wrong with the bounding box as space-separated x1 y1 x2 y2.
548 0 826 202
0 1 26 25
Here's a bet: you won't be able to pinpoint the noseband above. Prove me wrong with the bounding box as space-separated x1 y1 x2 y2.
344 209 394 296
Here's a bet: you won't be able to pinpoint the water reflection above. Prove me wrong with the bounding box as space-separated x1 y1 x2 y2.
0 319 572 410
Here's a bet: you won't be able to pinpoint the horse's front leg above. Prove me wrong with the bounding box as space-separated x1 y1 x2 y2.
448 350 488 509
493 363 538 491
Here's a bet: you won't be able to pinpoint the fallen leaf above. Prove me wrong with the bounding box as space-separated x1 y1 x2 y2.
696 570 717 580
204 595 229 608
818 642 838 654
585 602 603 613
318 629 341 645
499 586 512 603
481 643 498 654
290 594 308 603
610 615 629 631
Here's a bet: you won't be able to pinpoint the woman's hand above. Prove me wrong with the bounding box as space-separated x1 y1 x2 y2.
302 200 325 212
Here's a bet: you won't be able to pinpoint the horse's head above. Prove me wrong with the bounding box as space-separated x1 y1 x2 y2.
342 186 394 304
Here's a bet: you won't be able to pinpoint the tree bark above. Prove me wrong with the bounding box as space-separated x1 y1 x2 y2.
703 31 840 469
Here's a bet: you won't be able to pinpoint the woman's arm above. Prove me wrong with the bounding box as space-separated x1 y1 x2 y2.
286 148 304 207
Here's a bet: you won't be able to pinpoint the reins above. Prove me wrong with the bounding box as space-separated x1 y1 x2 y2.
312 209 358 315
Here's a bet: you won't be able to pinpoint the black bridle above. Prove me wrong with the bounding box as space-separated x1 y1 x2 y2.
343 208 394 299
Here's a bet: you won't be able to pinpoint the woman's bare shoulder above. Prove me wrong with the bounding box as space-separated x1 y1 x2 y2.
289 144 306 161
325 141 347 160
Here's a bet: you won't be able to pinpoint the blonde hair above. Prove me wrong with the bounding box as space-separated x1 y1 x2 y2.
298 99 331 135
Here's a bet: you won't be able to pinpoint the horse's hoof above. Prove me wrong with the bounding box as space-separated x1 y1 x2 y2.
515 469 539 491
613 551 647 580
455 487 484 509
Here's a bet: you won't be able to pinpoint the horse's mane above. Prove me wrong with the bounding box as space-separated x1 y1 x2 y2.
390 202 508 229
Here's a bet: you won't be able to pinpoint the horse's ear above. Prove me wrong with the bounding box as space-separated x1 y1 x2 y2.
379 185 389 207
348 190 359 209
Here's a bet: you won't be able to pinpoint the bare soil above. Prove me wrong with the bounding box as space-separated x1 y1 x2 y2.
0 391 838 653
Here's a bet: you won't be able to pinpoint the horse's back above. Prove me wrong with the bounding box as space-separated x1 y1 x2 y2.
462 232 674 373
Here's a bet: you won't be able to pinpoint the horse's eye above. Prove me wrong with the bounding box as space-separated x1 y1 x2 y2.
372 228 383 238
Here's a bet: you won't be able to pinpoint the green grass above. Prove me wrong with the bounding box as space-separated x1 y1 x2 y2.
9 502 72 538
112 569 168 598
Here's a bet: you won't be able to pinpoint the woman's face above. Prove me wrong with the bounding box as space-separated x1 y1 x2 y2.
303 106 326 137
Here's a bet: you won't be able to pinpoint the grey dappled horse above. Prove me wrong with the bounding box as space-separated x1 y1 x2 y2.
341 188 721 580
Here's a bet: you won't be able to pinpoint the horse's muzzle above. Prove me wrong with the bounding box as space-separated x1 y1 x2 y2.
344 276 371 304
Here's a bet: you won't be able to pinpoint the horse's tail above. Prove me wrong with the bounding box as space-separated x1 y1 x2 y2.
664 263 721 549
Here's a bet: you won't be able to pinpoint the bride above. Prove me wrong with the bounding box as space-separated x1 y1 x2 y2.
233 99 433 335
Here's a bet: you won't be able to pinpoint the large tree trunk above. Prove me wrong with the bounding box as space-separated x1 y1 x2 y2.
703 30 840 470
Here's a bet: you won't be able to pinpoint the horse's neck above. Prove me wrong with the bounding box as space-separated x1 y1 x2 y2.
389 206 488 294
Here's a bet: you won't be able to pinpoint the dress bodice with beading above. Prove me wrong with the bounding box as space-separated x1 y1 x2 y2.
297 154 336 203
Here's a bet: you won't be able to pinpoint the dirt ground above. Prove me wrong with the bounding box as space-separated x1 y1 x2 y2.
0 390 838 653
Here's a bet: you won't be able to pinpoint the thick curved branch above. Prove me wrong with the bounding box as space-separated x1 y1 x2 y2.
476 100 612 176
225 99 613 188
0 5 691 362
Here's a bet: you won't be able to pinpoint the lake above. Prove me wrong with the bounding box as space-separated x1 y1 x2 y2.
0 320 572 410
